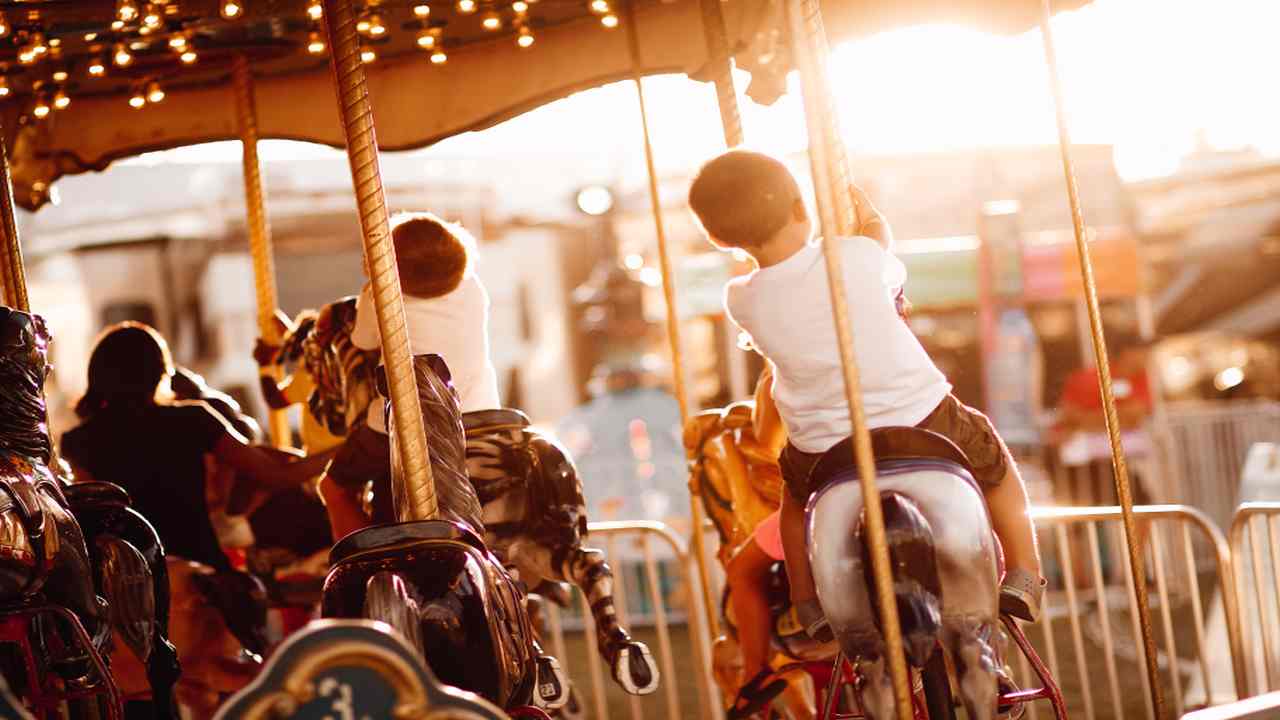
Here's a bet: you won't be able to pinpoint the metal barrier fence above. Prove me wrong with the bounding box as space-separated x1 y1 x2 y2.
1027 505 1243 720
541 521 724 720
1228 502 1280 700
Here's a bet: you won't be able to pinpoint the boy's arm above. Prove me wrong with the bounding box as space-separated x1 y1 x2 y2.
350 284 380 351
850 184 894 252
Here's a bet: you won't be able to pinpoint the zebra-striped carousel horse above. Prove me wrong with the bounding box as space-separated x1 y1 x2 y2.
297 296 659 697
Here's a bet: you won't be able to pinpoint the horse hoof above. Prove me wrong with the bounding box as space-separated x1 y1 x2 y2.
612 642 660 695
534 654 570 711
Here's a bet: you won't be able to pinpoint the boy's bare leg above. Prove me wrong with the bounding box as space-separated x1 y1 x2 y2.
779 490 814 607
727 542 775 681
319 475 371 541
982 465 1042 574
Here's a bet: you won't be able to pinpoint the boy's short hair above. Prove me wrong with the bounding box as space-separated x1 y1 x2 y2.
390 212 472 299
687 150 802 249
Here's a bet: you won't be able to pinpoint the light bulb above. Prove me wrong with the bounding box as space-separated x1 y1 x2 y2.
480 12 500 30
429 49 446 64
84 32 99 41
511 1 528 12
33 102 51 119
589 0 608 13
53 89 70 109
111 20 125 30
306 0 323 19
31 34 48 56
146 80 165 103
113 43 133 67
355 15 370 33
516 25 533 47
129 91 146 108
415 29 435 49
168 34 187 49
17 48 36 65
49 38 62 48
179 49 197 63
456 0 476 13
142 4 162 27
600 12 617 27
88 57 107 76
138 23 154 35
367 13 386 35
0 79 8 98
360 48 376 63
412 4 430 17
0 12 9 39
52 70 68 82
220 0 243 19
117 0 140 22
307 31 326 54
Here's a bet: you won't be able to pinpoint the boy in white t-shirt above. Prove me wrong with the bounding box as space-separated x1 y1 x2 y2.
687 150 1044 643
320 212 501 538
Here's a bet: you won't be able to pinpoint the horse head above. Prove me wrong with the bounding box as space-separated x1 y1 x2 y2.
305 297 377 438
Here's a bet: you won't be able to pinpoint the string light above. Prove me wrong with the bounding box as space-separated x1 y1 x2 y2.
146 79 164 103
366 12 386 36
179 48 198 63
32 95 51 119
600 12 618 27
142 3 163 28
480 11 501 30
511 1 528 12
412 3 430 17
456 0 476 13
220 0 243 19
111 20 125 31
138 23 154 35
0 12 9 39
52 70 68 82
306 0 323 19
53 88 70 110
429 48 446 64
307 30 326 54
129 88 146 108
117 0 140 22
416 26 441 49
17 48 37 66
589 0 608 13
0 78 9 98
516 25 533 47
84 32 98 42
31 34 49 56
88 56 107 76
360 47 376 63
113 43 133 67
168 34 187 49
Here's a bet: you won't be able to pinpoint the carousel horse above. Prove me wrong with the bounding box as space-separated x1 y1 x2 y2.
56 460 182 718
296 300 658 697
685 365 817 718
807 428 1005 720
322 354 557 713
463 407 660 696
0 306 117 716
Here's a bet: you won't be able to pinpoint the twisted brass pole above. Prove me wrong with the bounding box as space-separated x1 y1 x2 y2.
698 0 744 148
625 0 721 647
1038 2 1165 715
0 129 29 312
784 0 912 717
321 0 437 521
232 56 293 449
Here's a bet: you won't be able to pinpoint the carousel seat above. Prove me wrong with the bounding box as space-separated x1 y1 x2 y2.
62 481 131 508
329 519 488 565
808 427 980 496
462 408 531 435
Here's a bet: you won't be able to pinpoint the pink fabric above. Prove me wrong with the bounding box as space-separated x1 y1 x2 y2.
753 510 785 561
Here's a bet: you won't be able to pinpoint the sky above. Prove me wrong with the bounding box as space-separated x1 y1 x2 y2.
133 0 1280 185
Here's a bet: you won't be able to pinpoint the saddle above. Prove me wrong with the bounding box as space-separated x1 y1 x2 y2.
808 427 980 494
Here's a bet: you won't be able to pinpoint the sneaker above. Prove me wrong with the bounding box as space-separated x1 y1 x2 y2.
797 599 835 644
997 670 1025 719
999 569 1046 623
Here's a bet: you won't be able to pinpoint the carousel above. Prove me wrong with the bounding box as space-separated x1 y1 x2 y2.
0 0 1219 717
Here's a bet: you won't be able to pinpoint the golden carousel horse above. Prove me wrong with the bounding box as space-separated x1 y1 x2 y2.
684 366 817 719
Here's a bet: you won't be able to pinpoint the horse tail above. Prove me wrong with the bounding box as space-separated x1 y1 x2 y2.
859 491 942 667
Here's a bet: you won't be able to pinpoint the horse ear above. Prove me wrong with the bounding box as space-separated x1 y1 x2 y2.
375 366 388 397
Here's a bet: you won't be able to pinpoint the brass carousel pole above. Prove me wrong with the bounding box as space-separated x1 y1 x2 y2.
319 0 438 520
0 131 29 312
1037 1 1165 715
784 0 912 718
232 56 293 449
624 0 722 645
698 0 744 148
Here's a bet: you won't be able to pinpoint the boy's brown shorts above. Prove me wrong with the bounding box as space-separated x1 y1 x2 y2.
779 394 1012 503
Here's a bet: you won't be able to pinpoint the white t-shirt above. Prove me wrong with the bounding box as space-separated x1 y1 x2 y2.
725 236 951 454
352 272 502 434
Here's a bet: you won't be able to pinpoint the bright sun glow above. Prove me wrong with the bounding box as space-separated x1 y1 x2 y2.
129 0 1280 184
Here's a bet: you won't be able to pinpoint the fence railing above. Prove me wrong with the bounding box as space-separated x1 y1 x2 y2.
1228 502 1280 700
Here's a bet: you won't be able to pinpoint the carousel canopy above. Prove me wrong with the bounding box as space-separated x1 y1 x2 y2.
0 0 1089 210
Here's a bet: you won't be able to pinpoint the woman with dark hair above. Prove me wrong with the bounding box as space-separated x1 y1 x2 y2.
60 322 333 572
